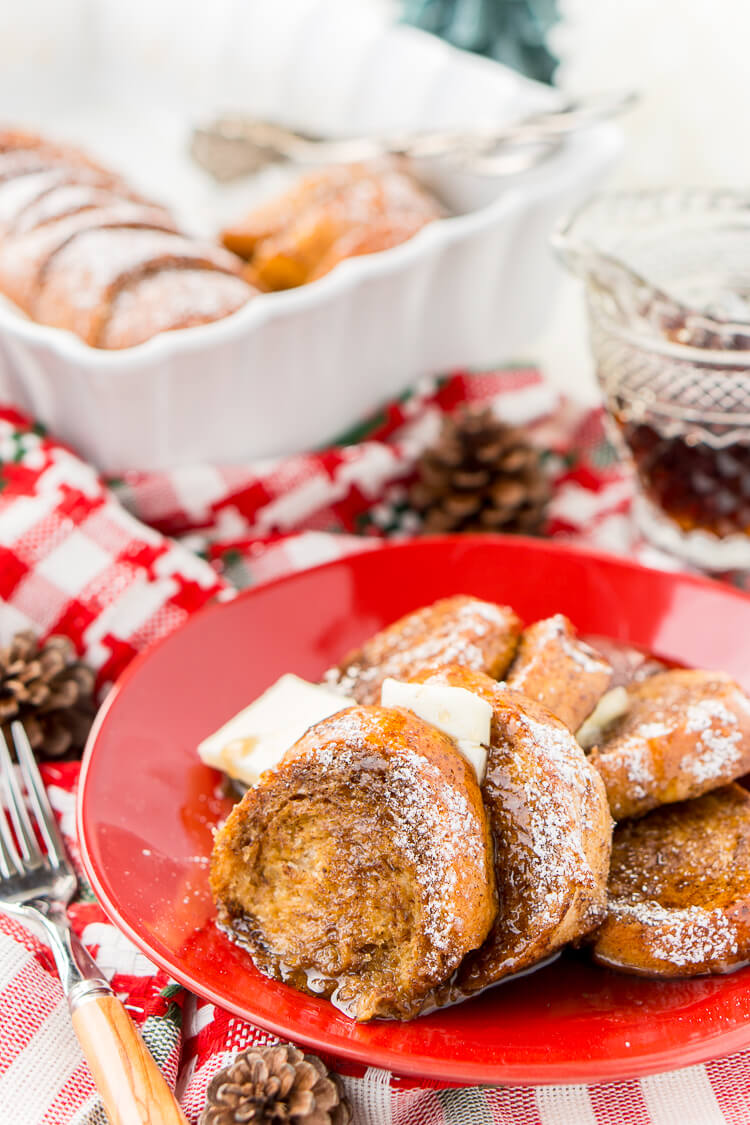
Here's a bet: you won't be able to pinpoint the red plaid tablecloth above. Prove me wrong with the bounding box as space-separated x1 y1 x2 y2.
1 368 749 1125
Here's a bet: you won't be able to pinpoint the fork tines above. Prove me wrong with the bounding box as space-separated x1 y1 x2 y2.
0 722 66 877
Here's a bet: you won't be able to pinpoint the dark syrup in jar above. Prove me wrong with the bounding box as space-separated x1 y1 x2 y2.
615 312 750 539
617 419 750 538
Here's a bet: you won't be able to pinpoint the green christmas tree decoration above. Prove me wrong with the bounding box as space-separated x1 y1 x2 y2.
402 0 559 85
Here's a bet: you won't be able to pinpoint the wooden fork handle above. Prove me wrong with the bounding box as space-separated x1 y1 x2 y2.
71 991 188 1125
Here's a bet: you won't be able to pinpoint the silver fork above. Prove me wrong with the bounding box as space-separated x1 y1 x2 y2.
0 721 187 1125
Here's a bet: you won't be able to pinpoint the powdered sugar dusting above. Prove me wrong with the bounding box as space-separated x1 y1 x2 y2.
595 673 750 813
520 712 590 804
476 700 609 976
45 227 239 310
509 614 609 690
638 722 672 739
609 897 739 968
547 615 608 675
685 698 742 784
305 708 486 970
617 736 657 800
104 269 249 347
328 597 517 700
0 169 64 227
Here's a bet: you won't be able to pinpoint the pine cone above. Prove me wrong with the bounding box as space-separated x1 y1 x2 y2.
410 405 550 534
0 631 96 759
200 1043 352 1125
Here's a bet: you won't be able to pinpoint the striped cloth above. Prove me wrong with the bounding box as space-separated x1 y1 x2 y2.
1 367 749 1125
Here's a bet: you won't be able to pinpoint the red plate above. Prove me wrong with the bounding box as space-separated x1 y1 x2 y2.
78 536 750 1085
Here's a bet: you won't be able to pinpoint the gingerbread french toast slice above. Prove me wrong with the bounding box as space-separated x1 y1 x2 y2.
587 669 750 820
210 705 496 1021
409 666 612 995
222 159 442 290
505 613 613 731
326 595 521 705
591 784 750 977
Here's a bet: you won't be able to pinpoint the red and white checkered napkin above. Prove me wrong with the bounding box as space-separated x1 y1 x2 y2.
1 369 750 1125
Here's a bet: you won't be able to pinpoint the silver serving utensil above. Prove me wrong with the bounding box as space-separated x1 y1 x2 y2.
190 90 636 182
0 721 187 1125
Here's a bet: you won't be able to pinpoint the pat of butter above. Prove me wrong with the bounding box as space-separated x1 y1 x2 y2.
381 678 492 781
197 674 354 786
576 686 629 750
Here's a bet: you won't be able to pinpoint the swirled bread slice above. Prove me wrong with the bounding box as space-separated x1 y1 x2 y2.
325 595 521 705
0 170 142 236
0 126 256 347
11 184 149 234
410 666 612 994
210 704 496 1021
505 614 612 731
588 670 750 820
591 784 750 977
0 207 179 313
34 227 248 347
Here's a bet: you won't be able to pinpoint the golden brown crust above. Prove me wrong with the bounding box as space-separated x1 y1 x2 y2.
34 228 247 347
100 269 253 349
591 784 750 977
221 159 442 290
221 165 372 259
0 127 255 347
506 614 612 730
588 669 750 820
325 595 522 705
308 215 429 281
10 184 145 234
210 704 496 1021
0 169 144 239
409 666 612 995
0 207 179 316
0 145 117 186
0 128 51 153
0 128 119 178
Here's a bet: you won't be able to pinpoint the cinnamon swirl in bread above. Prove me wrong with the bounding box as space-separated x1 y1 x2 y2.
0 129 255 347
210 705 496 1021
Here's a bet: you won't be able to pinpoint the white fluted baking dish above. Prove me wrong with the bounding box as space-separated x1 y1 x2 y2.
0 0 620 473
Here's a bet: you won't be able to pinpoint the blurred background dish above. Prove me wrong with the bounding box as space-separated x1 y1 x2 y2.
0 0 619 473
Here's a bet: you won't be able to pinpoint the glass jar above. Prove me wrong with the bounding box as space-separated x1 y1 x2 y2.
554 188 750 570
